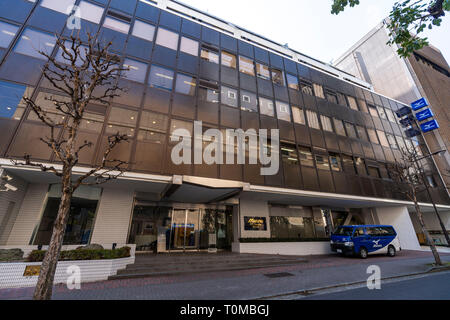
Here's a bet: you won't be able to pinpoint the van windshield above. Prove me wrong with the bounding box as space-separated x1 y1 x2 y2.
334 226 353 236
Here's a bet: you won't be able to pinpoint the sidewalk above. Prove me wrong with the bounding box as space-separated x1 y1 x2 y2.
1 250 449 300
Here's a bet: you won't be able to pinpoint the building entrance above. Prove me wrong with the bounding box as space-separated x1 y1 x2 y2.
128 203 233 253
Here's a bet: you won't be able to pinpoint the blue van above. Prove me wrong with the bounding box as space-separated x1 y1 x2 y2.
330 225 401 259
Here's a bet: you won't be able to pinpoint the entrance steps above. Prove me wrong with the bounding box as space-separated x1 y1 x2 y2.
109 252 308 280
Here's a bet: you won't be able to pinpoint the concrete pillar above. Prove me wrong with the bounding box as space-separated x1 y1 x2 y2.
239 195 270 239
90 188 135 247
374 206 421 250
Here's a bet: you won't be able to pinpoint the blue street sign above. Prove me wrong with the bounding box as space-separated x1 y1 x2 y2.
411 97 428 111
420 119 439 133
415 108 434 122
395 106 412 118
405 128 421 138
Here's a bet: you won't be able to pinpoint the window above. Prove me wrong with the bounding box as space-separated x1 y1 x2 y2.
292 106 305 125
367 129 379 144
239 56 255 76
123 58 147 83
337 92 347 106
386 133 398 149
344 122 357 138
325 90 338 104
170 119 193 141
103 16 130 34
329 153 341 172
286 74 299 90
106 107 138 137
55 41 87 66
199 86 219 103
356 125 369 141
358 99 368 113
342 155 356 174
0 21 19 49
376 130 389 147
40 0 76 14
240 91 257 112
298 146 314 167
256 63 270 80
426 175 437 188
320 115 333 132
138 111 168 142
300 81 313 96
271 68 284 86
221 86 238 107
306 110 320 129
175 73 196 96
313 83 324 99
368 166 381 178
347 96 359 111
281 144 298 165
315 152 330 170
14 28 56 60
79 111 105 133
0 81 28 120
385 108 396 123
132 20 156 41
155 27 178 50
333 118 346 136
377 106 387 120
200 45 219 64
276 101 291 122
27 92 68 123
149 65 174 91
396 136 407 152
78 1 104 24
355 157 367 175
221 50 236 68
259 97 274 117
368 105 379 117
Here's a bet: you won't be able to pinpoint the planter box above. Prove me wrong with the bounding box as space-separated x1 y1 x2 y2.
0 256 135 289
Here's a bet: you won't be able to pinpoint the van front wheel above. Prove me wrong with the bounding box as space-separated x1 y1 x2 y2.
387 245 396 257
359 247 368 259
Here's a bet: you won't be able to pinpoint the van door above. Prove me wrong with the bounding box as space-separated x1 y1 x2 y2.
366 227 387 253
352 227 369 254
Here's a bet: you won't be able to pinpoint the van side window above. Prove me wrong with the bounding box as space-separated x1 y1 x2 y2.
354 227 365 236
381 226 396 236
366 227 377 236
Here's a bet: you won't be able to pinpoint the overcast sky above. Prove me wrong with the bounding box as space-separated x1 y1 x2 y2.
184 0 450 65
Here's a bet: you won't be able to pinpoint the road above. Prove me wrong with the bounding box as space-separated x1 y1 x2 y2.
304 271 450 300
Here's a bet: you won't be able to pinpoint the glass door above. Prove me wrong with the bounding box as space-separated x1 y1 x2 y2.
171 209 187 250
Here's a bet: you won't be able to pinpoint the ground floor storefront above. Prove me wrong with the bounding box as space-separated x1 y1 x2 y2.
0 163 449 256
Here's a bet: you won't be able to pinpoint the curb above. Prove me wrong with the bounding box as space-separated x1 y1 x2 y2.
256 265 450 300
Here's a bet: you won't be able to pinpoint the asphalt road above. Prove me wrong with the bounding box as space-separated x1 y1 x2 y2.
304 271 450 300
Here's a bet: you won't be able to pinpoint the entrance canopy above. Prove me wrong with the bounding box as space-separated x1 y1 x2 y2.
1 158 449 212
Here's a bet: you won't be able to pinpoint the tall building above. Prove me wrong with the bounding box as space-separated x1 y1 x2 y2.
0 0 449 255
333 19 450 194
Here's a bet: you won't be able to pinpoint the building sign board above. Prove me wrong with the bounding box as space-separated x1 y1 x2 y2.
415 108 434 122
420 119 439 133
244 217 267 231
411 97 429 111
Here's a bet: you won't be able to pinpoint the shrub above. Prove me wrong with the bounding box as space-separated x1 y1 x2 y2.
27 246 131 262
0 249 24 262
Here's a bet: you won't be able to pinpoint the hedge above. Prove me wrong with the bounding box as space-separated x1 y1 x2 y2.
27 246 131 262
239 238 330 243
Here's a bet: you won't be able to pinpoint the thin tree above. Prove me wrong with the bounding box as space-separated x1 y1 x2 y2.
387 144 442 266
13 32 130 300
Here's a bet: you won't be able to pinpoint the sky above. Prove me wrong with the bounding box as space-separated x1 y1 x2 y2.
183 0 450 65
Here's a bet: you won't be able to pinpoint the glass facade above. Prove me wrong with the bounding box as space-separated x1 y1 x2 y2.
0 0 446 205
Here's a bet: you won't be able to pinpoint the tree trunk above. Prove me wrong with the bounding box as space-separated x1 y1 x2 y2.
414 203 442 266
33 171 73 300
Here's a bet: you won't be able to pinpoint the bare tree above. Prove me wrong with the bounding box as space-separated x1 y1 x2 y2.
387 145 442 266
13 32 130 300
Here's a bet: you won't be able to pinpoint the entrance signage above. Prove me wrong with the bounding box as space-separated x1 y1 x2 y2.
415 108 434 122
420 119 439 133
411 97 429 111
244 217 267 231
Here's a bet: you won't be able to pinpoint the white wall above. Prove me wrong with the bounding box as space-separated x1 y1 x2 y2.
234 242 331 256
0 173 28 245
7 184 48 245
374 206 421 250
90 188 134 246
239 196 270 239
